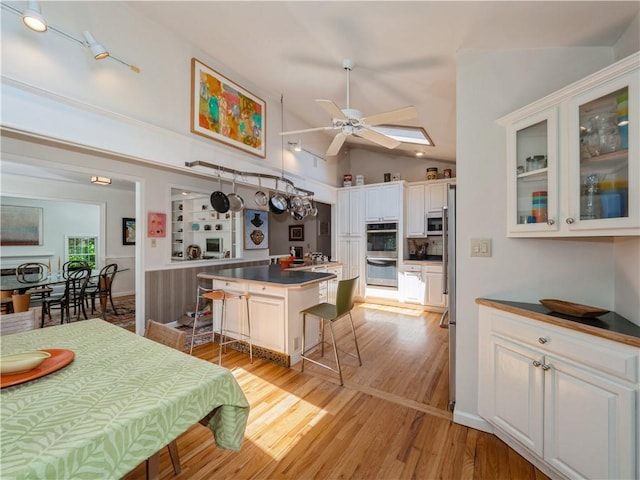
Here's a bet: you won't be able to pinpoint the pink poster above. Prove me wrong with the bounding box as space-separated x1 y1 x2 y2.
147 212 166 238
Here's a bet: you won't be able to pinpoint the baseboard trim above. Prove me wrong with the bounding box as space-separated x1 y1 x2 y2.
453 409 493 433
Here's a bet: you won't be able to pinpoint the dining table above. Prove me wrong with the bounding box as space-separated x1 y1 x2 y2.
0 319 250 479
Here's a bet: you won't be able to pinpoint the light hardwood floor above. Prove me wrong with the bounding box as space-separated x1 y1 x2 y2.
123 303 548 479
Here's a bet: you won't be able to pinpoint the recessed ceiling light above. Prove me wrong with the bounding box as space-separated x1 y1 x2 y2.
415 151 425 157
90 175 111 185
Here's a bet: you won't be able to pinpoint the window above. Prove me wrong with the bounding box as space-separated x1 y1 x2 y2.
66 236 98 269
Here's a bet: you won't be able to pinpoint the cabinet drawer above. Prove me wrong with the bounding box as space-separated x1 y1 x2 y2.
248 283 285 298
424 265 443 273
489 309 639 383
212 280 248 293
401 264 422 272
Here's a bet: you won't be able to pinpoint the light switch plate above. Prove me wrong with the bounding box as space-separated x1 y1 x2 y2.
470 238 491 257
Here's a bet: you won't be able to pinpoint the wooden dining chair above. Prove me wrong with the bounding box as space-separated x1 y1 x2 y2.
0 307 41 335
15 262 52 302
85 264 119 319
144 319 186 476
41 267 91 327
300 276 362 386
61 260 90 278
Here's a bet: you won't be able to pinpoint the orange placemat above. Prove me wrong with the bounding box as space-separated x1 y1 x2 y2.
1 349 75 388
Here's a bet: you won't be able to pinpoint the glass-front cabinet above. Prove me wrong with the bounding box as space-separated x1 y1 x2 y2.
171 188 240 262
502 53 638 237
568 77 637 232
507 107 559 234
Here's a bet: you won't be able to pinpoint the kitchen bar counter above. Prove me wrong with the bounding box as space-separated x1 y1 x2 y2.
198 266 337 366
199 265 335 287
476 298 640 347
284 261 342 272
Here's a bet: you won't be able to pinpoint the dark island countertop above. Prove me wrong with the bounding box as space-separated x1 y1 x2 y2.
476 298 640 348
198 265 336 288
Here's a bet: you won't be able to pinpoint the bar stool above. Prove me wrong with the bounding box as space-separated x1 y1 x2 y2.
189 286 252 365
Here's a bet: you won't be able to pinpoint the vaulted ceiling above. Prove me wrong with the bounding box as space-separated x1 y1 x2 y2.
128 1 639 163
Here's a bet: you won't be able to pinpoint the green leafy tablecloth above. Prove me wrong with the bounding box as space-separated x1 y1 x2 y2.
0 319 249 479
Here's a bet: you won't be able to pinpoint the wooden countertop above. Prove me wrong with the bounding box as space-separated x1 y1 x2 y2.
198 265 336 288
476 298 640 348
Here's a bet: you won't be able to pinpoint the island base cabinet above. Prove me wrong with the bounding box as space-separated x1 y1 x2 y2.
249 295 285 353
478 306 638 480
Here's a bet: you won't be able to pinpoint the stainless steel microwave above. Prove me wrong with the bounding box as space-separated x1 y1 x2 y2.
426 211 443 235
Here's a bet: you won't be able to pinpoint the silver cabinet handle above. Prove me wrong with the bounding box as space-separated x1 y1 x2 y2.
532 360 542 367
547 218 555 225
541 364 551 371
565 217 575 224
538 337 549 344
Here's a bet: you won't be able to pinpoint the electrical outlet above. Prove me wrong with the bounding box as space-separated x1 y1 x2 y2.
470 238 491 257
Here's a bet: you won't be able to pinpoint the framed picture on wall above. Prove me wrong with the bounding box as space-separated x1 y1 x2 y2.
0 205 43 246
244 209 268 249
288 225 304 241
122 218 135 245
147 212 166 238
190 58 266 158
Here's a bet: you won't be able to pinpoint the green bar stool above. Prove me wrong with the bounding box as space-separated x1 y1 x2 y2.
300 276 361 385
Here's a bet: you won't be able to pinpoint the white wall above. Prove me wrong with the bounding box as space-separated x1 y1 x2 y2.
454 46 638 429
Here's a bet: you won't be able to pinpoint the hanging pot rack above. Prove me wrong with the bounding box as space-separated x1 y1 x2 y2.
185 160 314 197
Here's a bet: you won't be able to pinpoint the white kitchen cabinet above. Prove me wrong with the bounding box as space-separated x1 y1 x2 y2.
405 180 453 237
478 306 639 479
500 53 639 237
248 293 285 352
426 182 447 213
424 265 446 308
364 183 402 222
398 264 425 304
337 237 362 294
337 187 363 237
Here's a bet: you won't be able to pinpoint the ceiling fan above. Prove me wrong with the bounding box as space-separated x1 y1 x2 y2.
281 59 418 156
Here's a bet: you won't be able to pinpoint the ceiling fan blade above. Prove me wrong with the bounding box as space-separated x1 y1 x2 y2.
357 128 401 149
362 106 418 126
326 133 347 156
316 99 347 120
280 125 337 136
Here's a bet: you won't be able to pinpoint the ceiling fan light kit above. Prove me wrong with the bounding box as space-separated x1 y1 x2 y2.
281 59 423 156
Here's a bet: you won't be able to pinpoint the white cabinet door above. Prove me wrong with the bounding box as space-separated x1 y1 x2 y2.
249 295 285 352
543 354 637 480
425 271 446 307
426 182 447 213
399 270 425 304
406 184 426 237
479 335 545 456
337 238 362 289
338 188 363 236
365 184 401 222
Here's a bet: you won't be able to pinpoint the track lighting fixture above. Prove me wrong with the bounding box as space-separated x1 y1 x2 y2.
83 31 109 60
22 1 46 32
0 1 140 73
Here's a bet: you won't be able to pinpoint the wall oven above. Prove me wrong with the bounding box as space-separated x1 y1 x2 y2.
426 211 443 236
366 222 398 287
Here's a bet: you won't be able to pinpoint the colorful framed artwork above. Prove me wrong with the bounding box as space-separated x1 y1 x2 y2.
288 225 304 242
0 205 43 246
147 212 166 238
122 217 135 245
244 209 268 250
191 57 266 158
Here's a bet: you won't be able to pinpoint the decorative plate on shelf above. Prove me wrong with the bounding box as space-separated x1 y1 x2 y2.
539 299 609 318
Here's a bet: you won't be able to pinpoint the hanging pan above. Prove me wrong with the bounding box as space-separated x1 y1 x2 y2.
227 176 245 213
254 177 268 207
269 178 287 215
210 172 230 214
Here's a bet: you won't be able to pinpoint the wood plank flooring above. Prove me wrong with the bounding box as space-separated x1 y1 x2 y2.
122 302 548 479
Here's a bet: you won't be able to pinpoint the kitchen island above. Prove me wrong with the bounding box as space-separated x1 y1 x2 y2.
198 265 336 366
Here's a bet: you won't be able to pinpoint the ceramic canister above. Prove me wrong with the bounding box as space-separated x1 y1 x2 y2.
426 167 438 180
